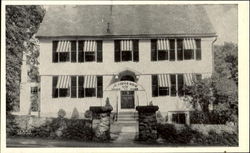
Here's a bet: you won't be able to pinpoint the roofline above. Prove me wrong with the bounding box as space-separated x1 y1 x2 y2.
36 33 217 39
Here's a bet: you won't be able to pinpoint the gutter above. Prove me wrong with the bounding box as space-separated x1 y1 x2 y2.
212 36 218 75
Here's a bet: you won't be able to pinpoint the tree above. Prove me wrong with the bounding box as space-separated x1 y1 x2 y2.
6 6 45 113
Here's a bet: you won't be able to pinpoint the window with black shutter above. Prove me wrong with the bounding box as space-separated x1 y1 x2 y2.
169 39 175 61
177 74 184 96
133 40 139 62
170 74 176 96
195 39 201 60
114 40 121 62
78 76 84 98
97 76 103 98
152 75 158 97
71 76 77 98
52 76 58 98
78 40 84 62
71 41 77 62
151 39 157 61
52 41 58 63
97 40 103 62
177 39 184 61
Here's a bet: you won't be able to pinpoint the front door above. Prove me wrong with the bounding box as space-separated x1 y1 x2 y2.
121 91 135 109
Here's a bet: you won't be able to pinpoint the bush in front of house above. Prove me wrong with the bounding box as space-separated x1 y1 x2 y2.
157 123 177 143
6 114 20 137
58 109 66 118
71 107 80 119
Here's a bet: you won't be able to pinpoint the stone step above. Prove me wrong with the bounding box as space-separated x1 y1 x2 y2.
117 120 138 124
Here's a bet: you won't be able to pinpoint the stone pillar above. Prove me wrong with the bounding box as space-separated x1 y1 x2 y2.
90 106 112 141
136 105 159 141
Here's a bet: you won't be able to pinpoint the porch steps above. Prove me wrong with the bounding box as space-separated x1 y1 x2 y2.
117 112 138 123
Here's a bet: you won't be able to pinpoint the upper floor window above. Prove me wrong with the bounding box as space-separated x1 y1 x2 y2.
31 87 38 94
52 40 102 63
114 40 139 62
52 75 103 98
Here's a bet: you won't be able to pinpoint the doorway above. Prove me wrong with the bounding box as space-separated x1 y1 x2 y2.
121 91 135 109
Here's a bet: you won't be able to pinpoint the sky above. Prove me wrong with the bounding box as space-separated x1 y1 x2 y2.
44 5 238 45
204 5 238 45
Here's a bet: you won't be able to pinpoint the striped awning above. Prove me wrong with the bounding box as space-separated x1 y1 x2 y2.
120 40 133 51
83 40 97 52
56 76 70 88
158 74 170 87
184 73 196 86
183 38 196 50
157 39 170 50
83 75 97 88
56 41 71 52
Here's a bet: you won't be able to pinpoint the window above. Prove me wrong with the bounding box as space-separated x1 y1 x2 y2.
52 76 70 98
114 40 139 62
53 40 102 63
31 87 38 94
152 74 170 97
151 39 169 61
172 113 186 124
159 87 169 96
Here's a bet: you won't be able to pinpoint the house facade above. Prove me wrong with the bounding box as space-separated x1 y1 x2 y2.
27 5 216 123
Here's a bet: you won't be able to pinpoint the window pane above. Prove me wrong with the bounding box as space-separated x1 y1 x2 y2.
59 88 69 97
85 88 96 97
159 87 169 96
169 39 175 61
170 74 176 96
85 52 95 62
59 52 70 62
122 51 132 61
158 50 168 61
31 87 38 94
184 49 194 60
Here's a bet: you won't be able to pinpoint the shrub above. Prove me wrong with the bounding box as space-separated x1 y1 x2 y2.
157 123 177 143
84 110 92 119
71 107 80 119
6 114 20 137
58 109 66 118
156 111 164 123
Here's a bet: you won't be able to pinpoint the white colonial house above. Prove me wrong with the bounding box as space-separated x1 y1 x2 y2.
19 5 217 124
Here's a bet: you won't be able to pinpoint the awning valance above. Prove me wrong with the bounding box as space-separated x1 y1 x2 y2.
157 39 170 50
83 40 97 52
84 75 97 88
158 74 170 87
56 76 70 88
184 73 196 86
120 40 133 51
183 38 196 50
56 41 71 52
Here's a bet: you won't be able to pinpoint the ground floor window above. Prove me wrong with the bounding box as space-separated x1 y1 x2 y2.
52 75 103 98
172 113 186 124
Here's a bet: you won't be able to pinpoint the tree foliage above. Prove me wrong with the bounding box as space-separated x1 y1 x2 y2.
6 6 45 112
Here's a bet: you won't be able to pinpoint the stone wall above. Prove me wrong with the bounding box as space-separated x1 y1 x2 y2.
136 106 159 141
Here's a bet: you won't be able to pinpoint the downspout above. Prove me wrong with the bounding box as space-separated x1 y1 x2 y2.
212 36 218 74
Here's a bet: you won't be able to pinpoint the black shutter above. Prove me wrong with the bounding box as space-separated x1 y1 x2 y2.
97 40 103 62
177 74 184 96
52 41 58 63
133 40 139 62
152 75 158 97
52 76 58 98
97 76 103 98
169 39 175 61
71 76 77 98
170 74 176 96
151 39 157 61
71 41 77 62
195 39 201 60
78 40 84 62
114 40 121 62
177 39 183 61
78 76 85 98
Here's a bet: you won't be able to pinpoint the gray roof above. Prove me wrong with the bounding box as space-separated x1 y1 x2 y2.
37 5 216 38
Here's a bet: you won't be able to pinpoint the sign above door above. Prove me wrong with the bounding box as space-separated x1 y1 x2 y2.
105 81 144 91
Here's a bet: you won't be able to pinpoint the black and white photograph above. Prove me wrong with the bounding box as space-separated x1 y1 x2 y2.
1 1 249 152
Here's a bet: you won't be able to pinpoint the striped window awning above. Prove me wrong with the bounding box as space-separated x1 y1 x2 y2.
157 39 170 50
56 41 71 52
183 38 197 50
120 40 133 51
158 74 171 87
83 40 97 52
184 73 196 86
56 76 70 88
84 75 97 88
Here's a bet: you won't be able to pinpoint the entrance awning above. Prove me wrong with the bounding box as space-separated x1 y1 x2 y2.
120 40 133 51
157 39 170 50
84 75 97 88
183 38 196 50
56 76 70 88
184 73 196 86
83 40 97 52
56 41 71 52
158 74 170 87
